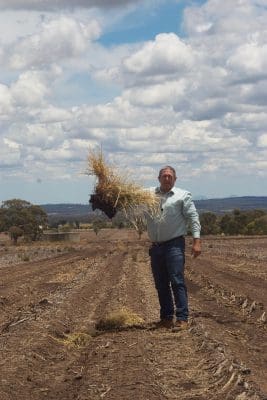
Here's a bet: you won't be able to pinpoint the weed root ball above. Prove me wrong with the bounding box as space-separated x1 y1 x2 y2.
89 194 117 219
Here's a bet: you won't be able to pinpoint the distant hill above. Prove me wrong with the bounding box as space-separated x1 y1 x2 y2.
194 196 267 214
41 203 92 223
41 203 90 215
40 197 267 221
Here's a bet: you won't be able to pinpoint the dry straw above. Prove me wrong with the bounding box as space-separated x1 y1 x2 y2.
87 148 160 218
54 332 92 348
96 308 144 331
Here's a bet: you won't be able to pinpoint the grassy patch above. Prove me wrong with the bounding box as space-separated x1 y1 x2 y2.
96 308 144 331
55 332 92 348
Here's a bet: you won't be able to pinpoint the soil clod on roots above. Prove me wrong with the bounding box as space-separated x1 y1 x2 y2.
89 194 117 219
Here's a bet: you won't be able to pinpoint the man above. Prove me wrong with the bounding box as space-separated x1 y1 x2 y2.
146 166 201 330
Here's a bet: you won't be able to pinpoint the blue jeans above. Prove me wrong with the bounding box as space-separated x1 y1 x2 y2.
149 237 188 322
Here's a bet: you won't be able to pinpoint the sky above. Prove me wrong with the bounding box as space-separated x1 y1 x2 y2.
0 0 267 204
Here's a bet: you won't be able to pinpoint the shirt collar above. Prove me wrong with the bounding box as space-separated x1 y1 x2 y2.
155 186 175 195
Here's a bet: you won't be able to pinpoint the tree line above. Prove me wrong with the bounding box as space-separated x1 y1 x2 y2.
0 199 132 243
1 199 267 244
200 209 267 235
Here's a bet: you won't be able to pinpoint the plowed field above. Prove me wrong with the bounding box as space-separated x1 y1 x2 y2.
0 230 266 400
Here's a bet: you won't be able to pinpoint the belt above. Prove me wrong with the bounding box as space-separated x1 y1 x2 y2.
152 235 184 246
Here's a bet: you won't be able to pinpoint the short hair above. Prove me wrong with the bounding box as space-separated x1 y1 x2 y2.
158 165 177 179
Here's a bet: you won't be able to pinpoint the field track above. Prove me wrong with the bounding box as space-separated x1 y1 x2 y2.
0 231 266 400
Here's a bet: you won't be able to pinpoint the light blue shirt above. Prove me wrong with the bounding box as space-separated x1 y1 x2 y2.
146 186 201 242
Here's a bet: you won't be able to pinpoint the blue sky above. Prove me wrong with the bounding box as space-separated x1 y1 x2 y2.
99 0 195 45
0 0 267 204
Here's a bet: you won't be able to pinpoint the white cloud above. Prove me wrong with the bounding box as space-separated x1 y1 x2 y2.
170 120 251 152
0 11 43 45
8 122 65 149
0 138 21 167
6 16 101 69
183 0 264 37
223 112 267 132
122 79 187 107
0 66 62 118
227 42 267 80
123 33 195 77
68 98 143 130
35 106 72 123
10 71 50 106
257 134 267 148
94 33 197 90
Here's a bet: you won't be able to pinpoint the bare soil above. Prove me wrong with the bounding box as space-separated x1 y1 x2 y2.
0 230 266 400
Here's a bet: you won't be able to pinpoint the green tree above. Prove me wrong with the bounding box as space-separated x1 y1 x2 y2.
199 212 220 235
232 209 249 234
245 215 267 235
250 209 266 219
92 218 107 235
0 199 47 241
219 209 267 235
220 213 240 235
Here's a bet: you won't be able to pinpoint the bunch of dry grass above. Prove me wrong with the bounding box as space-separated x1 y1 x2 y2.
54 332 92 348
87 149 159 218
96 308 144 331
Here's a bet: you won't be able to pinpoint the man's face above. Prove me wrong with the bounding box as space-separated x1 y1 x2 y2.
158 168 176 193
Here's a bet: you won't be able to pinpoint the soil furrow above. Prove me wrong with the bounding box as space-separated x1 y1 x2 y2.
186 264 267 392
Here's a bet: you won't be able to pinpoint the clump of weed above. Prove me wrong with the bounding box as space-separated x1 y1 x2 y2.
56 332 92 348
87 148 160 219
96 308 144 331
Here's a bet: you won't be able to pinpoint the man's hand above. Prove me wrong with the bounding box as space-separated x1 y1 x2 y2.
191 238 201 258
